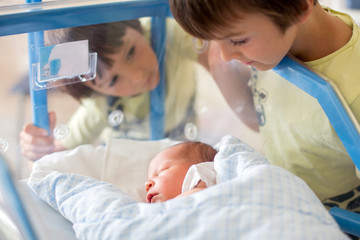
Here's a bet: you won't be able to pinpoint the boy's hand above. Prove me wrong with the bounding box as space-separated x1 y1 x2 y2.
19 111 64 161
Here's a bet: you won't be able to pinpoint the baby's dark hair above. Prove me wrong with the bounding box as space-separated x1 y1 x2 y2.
169 0 318 40
176 141 217 165
45 20 142 101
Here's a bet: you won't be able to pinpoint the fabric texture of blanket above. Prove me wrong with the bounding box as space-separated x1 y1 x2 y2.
27 135 348 240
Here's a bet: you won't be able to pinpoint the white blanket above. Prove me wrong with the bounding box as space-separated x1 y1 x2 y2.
27 135 348 240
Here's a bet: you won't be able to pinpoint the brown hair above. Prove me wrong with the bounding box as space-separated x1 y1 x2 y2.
175 141 217 165
45 20 142 101
169 0 317 40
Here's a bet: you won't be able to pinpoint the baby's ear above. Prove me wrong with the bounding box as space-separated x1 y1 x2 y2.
195 180 207 188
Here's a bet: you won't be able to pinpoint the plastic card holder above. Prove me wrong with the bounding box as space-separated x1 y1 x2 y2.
31 40 97 90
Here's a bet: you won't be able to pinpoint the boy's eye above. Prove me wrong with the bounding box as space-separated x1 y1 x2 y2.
108 74 118 87
126 46 136 60
230 39 249 46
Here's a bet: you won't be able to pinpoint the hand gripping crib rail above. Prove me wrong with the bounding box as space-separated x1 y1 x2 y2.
273 56 360 237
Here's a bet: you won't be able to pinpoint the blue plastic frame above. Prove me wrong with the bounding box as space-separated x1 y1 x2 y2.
0 0 171 36
273 56 360 236
273 56 360 170
0 154 37 240
329 207 360 237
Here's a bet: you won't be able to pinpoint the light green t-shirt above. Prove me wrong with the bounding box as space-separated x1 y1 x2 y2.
251 8 360 201
62 18 198 148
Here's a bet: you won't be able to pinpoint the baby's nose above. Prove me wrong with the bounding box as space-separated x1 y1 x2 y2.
145 179 154 192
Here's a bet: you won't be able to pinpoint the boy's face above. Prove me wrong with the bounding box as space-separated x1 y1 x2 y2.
85 28 160 97
145 145 191 203
215 12 298 71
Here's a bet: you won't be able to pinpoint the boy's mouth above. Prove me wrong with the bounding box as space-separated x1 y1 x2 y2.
242 60 254 66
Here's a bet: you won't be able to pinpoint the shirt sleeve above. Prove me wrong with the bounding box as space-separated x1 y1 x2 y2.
61 97 108 149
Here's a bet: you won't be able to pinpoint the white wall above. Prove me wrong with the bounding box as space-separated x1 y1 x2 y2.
320 0 360 23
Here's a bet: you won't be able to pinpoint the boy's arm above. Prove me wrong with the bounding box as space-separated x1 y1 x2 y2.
198 41 259 132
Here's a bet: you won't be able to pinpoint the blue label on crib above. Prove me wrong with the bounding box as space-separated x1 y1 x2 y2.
39 40 89 82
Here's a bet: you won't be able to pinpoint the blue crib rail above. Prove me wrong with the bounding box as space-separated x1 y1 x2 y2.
0 0 170 139
0 154 37 240
273 55 360 236
273 56 360 170
329 207 360 237
27 0 49 134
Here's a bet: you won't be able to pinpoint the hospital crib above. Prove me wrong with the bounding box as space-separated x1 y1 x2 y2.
0 0 359 239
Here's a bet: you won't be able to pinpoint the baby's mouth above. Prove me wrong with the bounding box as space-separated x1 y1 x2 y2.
147 193 158 203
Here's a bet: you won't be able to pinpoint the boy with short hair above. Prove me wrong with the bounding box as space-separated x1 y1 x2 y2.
169 0 360 211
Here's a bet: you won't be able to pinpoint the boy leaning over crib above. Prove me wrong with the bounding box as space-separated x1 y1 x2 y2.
145 141 217 203
169 0 360 213
20 19 204 161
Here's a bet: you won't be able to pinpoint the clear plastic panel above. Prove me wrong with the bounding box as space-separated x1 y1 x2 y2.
0 6 261 240
0 17 262 177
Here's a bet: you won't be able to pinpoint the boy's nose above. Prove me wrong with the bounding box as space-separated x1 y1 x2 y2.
145 179 154 192
219 45 241 62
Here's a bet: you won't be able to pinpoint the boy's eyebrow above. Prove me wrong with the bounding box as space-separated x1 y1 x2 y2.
120 38 131 57
219 30 246 40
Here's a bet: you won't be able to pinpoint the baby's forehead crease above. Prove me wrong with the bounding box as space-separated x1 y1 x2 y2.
147 158 160 176
148 155 173 176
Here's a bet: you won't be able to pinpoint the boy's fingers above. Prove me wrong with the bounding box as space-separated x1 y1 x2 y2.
22 123 48 137
20 136 55 161
48 111 57 132
20 130 54 145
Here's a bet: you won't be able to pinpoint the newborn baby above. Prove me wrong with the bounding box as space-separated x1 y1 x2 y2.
145 141 217 203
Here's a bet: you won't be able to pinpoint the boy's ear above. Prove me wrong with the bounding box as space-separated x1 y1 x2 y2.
297 0 313 24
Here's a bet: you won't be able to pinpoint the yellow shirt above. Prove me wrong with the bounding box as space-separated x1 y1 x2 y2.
62 18 198 148
251 8 360 201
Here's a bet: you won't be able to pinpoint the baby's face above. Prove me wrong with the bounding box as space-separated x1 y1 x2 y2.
145 145 191 203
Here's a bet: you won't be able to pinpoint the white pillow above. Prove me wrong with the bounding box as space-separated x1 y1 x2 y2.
31 138 180 202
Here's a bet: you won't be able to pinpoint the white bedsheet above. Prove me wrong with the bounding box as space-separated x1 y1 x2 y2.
27 135 348 240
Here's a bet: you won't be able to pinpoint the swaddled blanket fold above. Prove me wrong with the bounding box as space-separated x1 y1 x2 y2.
28 135 348 240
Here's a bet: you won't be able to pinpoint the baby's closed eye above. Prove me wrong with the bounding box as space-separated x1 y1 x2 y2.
158 168 169 176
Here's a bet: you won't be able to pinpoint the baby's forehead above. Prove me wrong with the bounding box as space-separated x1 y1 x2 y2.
148 145 186 171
